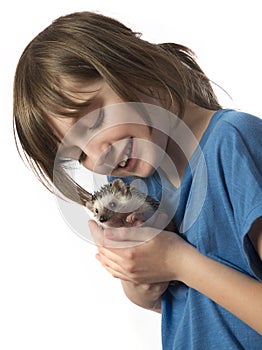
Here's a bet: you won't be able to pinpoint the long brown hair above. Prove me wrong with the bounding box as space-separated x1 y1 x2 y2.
13 11 221 204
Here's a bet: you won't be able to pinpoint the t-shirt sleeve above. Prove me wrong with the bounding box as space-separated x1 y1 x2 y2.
218 116 262 279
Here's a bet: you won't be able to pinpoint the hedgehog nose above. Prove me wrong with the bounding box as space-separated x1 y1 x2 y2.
99 215 108 223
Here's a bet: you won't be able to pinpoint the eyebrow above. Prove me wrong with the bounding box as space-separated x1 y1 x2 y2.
63 83 102 102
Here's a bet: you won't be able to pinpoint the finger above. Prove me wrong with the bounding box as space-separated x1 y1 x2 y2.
103 226 144 243
96 253 130 281
126 213 145 226
88 220 104 246
96 251 122 273
103 265 130 281
104 227 158 248
88 220 134 248
97 246 124 265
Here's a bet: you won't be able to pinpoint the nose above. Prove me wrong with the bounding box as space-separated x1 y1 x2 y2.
99 215 108 223
81 140 113 172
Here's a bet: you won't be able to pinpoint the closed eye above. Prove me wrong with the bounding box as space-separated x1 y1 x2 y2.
58 108 105 163
78 108 104 163
88 107 104 129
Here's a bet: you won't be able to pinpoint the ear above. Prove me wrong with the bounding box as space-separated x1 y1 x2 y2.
111 178 128 195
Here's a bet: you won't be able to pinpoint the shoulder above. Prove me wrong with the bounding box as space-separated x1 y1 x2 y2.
202 109 262 195
204 109 262 158
202 110 262 239
212 109 262 143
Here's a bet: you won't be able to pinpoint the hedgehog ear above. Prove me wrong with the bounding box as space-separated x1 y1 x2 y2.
111 179 128 195
84 193 96 211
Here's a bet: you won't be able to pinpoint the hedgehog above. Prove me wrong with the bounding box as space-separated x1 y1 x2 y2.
82 178 160 228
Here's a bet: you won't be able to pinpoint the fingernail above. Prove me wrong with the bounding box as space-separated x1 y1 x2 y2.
95 254 101 261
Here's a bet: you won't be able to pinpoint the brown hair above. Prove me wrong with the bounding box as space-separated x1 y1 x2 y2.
13 11 221 204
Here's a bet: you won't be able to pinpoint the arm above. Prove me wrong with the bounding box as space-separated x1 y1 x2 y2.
179 233 262 335
248 216 262 260
120 280 168 313
120 217 262 317
91 218 262 335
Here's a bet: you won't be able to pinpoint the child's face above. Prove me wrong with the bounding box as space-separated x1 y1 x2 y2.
50 80 170 178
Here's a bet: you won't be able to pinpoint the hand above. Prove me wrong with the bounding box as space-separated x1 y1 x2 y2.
89 219 187 284
126 210 177 232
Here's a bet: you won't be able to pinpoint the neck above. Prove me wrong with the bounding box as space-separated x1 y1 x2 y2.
161 103 217 187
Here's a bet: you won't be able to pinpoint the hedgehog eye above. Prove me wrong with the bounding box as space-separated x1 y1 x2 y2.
95 208 99 214
109 201 116 209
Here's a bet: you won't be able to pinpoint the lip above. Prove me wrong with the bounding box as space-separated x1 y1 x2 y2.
123 156 136 173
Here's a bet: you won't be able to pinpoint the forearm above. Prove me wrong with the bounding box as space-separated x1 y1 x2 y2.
92 218 262 332
178 244 262 335
121 280 167 313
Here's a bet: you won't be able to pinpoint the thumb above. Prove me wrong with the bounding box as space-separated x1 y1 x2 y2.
88 220 105 246
104 225 161 246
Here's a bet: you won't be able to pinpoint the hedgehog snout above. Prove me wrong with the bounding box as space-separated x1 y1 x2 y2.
99 215 109 223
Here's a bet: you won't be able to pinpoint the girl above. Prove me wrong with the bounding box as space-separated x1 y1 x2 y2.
13 11 262 349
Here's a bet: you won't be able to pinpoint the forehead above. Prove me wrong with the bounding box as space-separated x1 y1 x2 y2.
61 78 103 102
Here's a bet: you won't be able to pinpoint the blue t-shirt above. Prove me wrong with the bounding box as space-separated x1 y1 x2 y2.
143 109 262 349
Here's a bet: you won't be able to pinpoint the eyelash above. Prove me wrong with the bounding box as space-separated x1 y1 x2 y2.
89 107 104 130
78 108 104 163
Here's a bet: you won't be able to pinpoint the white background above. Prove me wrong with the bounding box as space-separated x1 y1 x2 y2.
1 1 261 349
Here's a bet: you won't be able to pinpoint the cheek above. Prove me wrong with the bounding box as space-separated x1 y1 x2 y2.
135 160 156 177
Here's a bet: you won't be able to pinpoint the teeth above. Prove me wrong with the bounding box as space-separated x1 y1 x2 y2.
118 139 133 168
118 154 128 168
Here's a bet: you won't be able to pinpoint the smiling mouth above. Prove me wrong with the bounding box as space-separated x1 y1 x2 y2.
117 138 133 168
